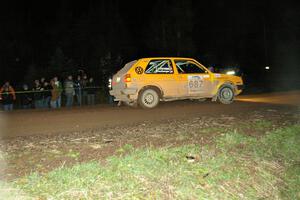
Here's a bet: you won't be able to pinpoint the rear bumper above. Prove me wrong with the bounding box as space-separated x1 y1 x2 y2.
121 88 137 95
109 88 138 101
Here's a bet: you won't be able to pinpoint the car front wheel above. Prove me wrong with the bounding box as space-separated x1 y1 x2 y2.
138 88 160 109
217 86 234 104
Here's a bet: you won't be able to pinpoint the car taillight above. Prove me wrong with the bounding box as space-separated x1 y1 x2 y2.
124 74 131 82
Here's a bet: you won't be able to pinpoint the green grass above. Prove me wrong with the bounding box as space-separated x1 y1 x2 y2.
4 124 300 199
253 119 274 130
0 181 30 200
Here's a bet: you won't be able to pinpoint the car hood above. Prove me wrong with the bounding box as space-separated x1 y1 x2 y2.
213 73 243 84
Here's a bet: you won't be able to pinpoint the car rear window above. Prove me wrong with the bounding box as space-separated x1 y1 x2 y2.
117 60 137 75
145 59 174 74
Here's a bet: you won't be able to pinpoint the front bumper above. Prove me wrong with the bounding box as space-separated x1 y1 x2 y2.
237 84 244 90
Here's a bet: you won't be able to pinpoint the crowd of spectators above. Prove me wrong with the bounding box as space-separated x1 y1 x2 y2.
0 74 98 111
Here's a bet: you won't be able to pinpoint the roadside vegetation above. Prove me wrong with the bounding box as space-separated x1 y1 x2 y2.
1 120 299 199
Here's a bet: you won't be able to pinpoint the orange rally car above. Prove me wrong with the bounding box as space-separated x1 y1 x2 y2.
109 57 244 108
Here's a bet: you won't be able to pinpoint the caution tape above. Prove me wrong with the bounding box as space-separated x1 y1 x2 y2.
0 86 102 95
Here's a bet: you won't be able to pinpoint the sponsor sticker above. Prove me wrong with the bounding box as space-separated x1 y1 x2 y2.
135 66 144 74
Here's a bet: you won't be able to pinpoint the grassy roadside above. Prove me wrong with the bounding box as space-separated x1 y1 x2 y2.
3 123 299 200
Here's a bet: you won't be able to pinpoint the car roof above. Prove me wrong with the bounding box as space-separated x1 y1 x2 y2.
138 57 195 61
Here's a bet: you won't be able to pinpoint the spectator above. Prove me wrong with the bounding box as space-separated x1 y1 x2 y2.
208 65 214 73
107 76 115 105
74 75 82 106
81 74 88 105
86 77 96 105
0 81 16 111
40 77 46 86
43 81 52 108
50 79 59 109
20 84 32 109
53 76 63 108
33 79 43 109
40 77 46 107
64 75 75 107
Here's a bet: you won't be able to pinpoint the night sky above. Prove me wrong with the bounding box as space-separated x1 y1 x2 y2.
1 0 300 89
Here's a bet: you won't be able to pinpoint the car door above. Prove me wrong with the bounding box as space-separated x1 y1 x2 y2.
173 59 215 98
143 59 178 98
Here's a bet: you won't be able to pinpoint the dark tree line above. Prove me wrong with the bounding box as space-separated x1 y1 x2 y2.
0 0 299 88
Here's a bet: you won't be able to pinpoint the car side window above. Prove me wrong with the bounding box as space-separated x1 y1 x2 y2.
175 60 206 74
145 60 174 74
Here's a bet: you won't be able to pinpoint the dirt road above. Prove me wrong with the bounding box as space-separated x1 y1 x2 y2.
1 91 299 139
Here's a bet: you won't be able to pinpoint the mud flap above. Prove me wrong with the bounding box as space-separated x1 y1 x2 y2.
212 95 218 102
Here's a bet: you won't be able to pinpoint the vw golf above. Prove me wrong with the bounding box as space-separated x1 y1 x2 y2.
109 57 244 108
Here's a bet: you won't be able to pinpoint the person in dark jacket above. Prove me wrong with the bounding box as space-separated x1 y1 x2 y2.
74 75 82 106
33 79 43 109
86 77 96 105
0 81 16 111
64 75 75 107
81 74 88 105
42 81 52 108
20 84 32 109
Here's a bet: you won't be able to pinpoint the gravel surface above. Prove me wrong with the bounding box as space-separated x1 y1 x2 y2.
1 102 299 180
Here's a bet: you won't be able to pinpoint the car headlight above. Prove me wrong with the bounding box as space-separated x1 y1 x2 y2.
226 70 235 75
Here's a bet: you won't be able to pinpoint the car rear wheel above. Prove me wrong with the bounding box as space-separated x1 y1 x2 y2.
217 86 234 104
138 88 160 109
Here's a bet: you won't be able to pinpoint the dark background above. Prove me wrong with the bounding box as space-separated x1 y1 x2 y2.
0 0 299 91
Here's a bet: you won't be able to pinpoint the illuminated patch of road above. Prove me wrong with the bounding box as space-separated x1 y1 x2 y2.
237 91 300 106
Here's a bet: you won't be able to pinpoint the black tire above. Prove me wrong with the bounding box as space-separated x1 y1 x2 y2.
217 85 234 104
138 88 160 109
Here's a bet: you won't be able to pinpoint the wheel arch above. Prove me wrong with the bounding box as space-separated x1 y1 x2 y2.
138 85 163 99
218 81 234 89
217 81 239 94
212 82 235 101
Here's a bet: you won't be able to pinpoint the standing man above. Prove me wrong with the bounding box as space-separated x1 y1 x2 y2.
40 77 46 86
74 75 82 106
0 81 16 111
107 76 115 105
43 81 52 108
20 84 32 109
81 74 88 105
40 77 46 108
50 79 59 109
33 79 43 109
53 76 63 108
86 77 96 105
64 75 75 107
208 65 215 73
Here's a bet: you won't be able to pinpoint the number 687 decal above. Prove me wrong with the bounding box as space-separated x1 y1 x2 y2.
188 75 204 93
